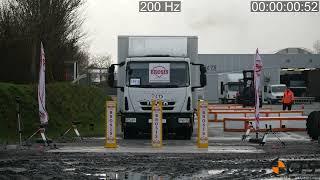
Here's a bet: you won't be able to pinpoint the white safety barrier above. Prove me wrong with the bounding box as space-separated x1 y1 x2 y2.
105 101 117 148
224 116 307 132
197 100 208 148
151 100 163 148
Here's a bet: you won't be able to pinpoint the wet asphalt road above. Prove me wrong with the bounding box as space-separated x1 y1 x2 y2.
1 140 320 179
1 133 320 180
0 103 320 179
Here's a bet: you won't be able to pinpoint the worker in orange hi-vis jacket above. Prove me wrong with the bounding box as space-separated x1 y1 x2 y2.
282 86 295 111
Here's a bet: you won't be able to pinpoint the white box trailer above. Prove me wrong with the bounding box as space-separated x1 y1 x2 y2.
108 36 207 139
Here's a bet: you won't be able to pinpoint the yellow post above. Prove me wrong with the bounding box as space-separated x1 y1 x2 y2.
197 100 208 148
151 99 163 148
104 100 117 148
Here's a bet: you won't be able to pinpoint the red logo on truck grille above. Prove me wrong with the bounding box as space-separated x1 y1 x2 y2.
151 66 168 78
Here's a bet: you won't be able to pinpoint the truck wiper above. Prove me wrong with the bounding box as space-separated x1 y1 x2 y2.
138 85 156 88
134 84 180 88
153 84 180 88
166 85 179 88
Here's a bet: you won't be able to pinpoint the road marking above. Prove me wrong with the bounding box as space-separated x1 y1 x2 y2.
284 132 309 140
206 137 308 141
48 145 264 153
84 134 309 142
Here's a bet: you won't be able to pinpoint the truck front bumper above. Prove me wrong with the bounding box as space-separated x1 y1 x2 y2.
121 112 193 134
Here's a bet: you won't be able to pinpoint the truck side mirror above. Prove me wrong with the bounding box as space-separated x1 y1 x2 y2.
200 65 207 87
200 65 207 74
127 66 133 75
107 65 115 87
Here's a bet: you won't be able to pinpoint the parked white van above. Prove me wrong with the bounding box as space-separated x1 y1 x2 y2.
265 84 286 104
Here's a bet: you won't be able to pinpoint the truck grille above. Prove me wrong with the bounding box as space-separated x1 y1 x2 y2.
139 101 175 111
141 107 174 111
139 101 175 106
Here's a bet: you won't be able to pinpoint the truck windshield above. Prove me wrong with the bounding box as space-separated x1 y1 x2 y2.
272 86 286 92
126 62 189 88
228 82 241 91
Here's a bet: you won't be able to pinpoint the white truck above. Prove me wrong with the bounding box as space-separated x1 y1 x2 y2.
218 73 243 103
264 84 286 104
107 36 207 139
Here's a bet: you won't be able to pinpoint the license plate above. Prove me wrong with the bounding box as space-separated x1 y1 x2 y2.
148 119 166 123
125 118 136 123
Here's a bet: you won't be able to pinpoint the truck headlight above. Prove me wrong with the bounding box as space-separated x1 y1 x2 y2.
178 118 190 123
125 118 136 123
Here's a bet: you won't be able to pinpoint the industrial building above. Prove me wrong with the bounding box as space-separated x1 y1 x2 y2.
199 48 320 103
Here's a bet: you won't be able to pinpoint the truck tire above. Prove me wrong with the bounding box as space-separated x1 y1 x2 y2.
123 126 133 139
184 127 192 140
176 127 192 140
306 111 320 140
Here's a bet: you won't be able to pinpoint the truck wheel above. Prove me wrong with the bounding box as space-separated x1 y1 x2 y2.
183 127 193 140
123 126 133 139
306 111 320 140
176 127 192 140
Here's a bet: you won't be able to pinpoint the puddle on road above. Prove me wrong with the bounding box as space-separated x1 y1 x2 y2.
190 168 274 179
0 167 27 173
63 168 76 171
207 169 225 175
84 172 168 180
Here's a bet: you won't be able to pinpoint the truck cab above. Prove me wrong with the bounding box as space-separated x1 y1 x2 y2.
265 84 286 104
218 73 243 103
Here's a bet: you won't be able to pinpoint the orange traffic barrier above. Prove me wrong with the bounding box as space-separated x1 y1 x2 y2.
208 110 304 122
223 116 307 132
208 108 272 112
208 104 243 110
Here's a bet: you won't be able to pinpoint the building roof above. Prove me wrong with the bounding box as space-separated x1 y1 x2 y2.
275 48 313 54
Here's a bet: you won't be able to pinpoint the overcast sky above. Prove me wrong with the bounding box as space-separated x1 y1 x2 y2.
83 0 320 60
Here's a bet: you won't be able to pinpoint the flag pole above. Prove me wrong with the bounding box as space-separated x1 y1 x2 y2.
243 49 263 143
253 52 259 139
254 50 259 139
25 41 49 146
254 48 262 138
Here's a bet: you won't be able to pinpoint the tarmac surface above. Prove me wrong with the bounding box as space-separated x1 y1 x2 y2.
0 103 320 179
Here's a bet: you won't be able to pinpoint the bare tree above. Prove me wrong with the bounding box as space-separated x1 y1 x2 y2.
90 55 112 69
0 0 87 82
76 50 90 74
313 40 320 54
89 55 112 83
